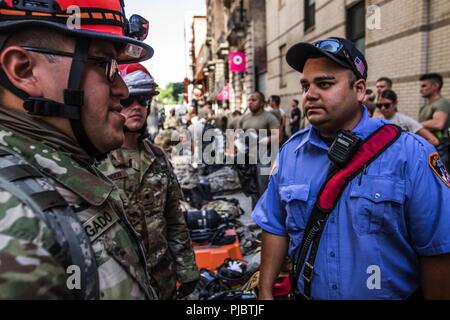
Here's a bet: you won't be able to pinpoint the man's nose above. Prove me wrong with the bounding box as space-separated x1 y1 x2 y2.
305 86 319 100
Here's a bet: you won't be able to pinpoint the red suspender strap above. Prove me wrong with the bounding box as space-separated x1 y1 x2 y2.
318 124 402 211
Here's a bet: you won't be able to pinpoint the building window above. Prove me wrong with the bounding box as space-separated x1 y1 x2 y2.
304 0 315 32
280 44 287 88
347 1 366 54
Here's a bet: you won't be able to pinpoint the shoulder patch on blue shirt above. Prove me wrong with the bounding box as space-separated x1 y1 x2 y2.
429 152 450 188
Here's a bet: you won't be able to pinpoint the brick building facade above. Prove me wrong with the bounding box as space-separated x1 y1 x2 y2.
188 0 267 111
265 0 450 117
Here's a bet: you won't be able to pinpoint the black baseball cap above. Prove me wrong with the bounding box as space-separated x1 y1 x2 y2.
286 37 368 80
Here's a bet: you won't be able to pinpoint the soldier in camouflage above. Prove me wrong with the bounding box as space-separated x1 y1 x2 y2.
99 63 199 300
0 0 157 299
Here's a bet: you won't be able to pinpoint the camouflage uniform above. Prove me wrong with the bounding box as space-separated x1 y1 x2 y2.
99 138 199 299
0 125 156 299
163 114 180 130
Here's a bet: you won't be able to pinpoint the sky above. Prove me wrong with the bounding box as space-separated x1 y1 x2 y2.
125 0 206 88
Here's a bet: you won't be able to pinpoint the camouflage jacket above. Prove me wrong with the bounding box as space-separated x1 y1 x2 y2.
99 139 199 296
0 125 157 299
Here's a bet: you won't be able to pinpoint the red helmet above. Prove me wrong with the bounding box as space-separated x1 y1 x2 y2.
119 63 159 96
0 0 154 158
0 0 153 62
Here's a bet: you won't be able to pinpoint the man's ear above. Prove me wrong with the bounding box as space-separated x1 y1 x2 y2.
432 81 441 92
354 79 367 102
0 46 42 98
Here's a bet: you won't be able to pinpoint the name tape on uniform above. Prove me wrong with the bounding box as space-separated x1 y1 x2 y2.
83 210 119 242
107 170 128 181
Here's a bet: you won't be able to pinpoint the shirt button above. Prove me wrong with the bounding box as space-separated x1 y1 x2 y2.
332 284 338 290
374 193 381 199
330 251 335 258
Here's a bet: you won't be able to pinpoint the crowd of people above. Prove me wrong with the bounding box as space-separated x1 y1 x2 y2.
177 74 450 172
365 74 450 165
157 70 450 210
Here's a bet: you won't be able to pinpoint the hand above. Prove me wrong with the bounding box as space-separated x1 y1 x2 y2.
178 280 198 298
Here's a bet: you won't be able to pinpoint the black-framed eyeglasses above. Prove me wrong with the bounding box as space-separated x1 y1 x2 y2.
21 46 119 83
120 94 152 108
376 103 393 109
312 39 360 78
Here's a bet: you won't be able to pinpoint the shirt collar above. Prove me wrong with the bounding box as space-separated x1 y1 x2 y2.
295 105 384 152
0 125 113 206
110 140 157 182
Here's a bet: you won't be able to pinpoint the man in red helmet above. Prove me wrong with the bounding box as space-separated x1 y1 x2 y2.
0 0 158 299
99 63 200 300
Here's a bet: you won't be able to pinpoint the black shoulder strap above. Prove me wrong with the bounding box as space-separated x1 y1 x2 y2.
0 148 99 300
291 124 402 300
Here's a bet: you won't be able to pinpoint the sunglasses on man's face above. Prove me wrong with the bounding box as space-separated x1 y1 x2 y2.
376 103 393 109
120 94 152 108
21 46 120 83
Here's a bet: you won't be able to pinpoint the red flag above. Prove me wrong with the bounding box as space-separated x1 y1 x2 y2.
230 52 246 73
216 84 229 101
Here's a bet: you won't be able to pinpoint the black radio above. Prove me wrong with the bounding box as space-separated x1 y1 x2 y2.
328 130 362 167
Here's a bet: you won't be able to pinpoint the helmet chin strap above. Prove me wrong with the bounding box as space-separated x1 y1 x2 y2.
64 39 108 161
0 37 107 161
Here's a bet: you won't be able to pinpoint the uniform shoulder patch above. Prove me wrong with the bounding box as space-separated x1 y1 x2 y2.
429 152 450 188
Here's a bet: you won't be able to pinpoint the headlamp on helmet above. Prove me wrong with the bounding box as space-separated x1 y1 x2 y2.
127 14 149 41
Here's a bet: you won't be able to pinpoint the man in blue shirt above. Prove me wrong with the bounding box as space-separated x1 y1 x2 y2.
252 37 450 300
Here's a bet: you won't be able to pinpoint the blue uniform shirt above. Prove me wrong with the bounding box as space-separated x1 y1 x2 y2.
252 107 450 299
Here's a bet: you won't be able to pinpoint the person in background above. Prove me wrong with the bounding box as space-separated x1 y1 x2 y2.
198 100 214 122
378 89 438 146
289 99 302 135
373 77 393 118
376 77 393 101
186 107 199 126
164 107 180 129
268 95 284 123
228 110 242 130
239 92 280 206
363 89 376 117
99 63 199 300
418 73 450 167
269 95 287 143
214 101 229 131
